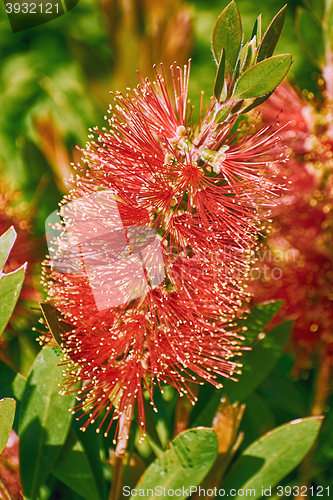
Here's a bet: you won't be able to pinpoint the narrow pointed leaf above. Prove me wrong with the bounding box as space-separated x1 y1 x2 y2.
212 1 242 77
233 54 292 99
40 302 75 347
215 103 232 123
51 428 102 500
296 7 325 66
0 226 16 271
19 347 75 500
221 417 323 499
239 43 249 72
257 5 287 62
231 100 244 115
0 264 26 336
130 429 218 500
241 90 274 114
251 14 262 47
0 398 16 454
214 49 226 101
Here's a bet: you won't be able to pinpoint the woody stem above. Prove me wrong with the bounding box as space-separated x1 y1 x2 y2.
108 406 133 500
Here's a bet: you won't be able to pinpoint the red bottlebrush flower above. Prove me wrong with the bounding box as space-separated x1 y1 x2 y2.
42 63 285 439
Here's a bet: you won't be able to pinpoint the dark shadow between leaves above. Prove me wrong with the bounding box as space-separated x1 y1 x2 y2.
223 455 265 491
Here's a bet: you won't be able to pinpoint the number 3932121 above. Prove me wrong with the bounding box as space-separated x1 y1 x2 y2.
5 3 59 13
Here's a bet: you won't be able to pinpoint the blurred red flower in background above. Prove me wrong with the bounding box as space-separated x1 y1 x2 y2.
0 430 23 500
0 171 42 372
250 82 333 374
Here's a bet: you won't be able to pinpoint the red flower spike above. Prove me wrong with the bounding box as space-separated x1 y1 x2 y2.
42 63 285 439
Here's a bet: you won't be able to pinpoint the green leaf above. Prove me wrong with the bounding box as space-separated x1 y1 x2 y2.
258 361 308 418
239 43 249 72
214 49 227 102
40 303 75 347
240 38 257 73
212 1 243 77
193 321 291 427
231 100 244 115
215 103 232 123
0 264 26 337
224 321 291 404
237 301 283 347
241 91 274 114
71 419 108 500
257 5 287 63
251 14 262 47
0 398 16 454
0 360 26 433
240 392 276 451
221 417 323 500
0 360 26 402
0 226 16 271
19 347 75 500
296 7 325 66
130 429 218 500
52 428 102 500
233 54 292 99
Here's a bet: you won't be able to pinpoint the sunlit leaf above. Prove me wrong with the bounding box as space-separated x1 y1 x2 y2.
0 226 26 337
0 398 16 454
0 226 16 271
0 264 26 337
130 429 218 500
212 1 242 77
19 347 75 500
215 103 233 123
221 417 323 500
233 54 292 99
251 14 262 47
257 5 287 62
